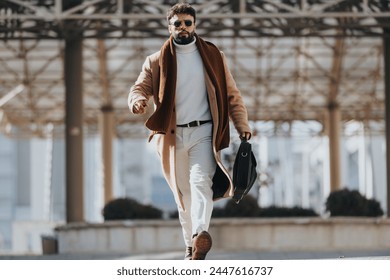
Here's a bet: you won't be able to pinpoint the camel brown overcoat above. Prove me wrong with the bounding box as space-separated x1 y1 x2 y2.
128 43 251 210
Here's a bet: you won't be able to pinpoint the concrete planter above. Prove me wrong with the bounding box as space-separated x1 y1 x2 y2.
55 217 390 254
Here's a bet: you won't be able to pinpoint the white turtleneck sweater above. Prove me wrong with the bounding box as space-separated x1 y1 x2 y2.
174 38 211 125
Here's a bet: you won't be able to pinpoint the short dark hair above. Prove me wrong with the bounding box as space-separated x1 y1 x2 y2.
167 3 196 23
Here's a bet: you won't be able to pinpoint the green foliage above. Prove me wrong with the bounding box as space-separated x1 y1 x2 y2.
104 189 385 221
210 195 318 218
102 197 163 221
258 206 318 217
223 195 260 217
325 188 384 217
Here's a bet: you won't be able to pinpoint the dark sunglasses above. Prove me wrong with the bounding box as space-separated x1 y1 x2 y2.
172 20 193 28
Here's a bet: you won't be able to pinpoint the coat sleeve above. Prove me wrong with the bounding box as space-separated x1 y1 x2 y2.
221 52 252 136
128 56 154 114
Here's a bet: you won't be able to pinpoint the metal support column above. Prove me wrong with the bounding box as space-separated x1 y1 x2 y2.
327 37 345 192
328 104 342 192
384 28 390 216
64 38 84 223
100 106 114 204
97 39 114 204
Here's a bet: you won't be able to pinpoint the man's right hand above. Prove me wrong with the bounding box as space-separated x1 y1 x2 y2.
133 100 148 114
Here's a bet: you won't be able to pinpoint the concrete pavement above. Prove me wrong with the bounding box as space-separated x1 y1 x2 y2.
1 249 389 260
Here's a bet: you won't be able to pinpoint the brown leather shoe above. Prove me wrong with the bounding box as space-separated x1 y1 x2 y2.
184 246 192 260
192 231 212 260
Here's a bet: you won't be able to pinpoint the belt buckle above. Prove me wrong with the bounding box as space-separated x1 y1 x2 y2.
184 120 201 128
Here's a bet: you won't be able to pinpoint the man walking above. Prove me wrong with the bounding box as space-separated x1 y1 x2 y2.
128 2 251 260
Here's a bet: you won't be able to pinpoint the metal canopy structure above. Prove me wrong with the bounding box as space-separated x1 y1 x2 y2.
0 0 390 39
0 0 389 138
0 0 390 137
0 0 390 221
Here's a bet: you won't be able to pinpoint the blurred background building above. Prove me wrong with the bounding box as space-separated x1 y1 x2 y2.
0 0 389 254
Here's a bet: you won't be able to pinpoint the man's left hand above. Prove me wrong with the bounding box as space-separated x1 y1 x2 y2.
240 132 251 141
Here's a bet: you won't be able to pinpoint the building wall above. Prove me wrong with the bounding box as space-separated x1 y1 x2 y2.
0 134 16 251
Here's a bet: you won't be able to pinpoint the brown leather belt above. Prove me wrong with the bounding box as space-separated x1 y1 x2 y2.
177 120 212 128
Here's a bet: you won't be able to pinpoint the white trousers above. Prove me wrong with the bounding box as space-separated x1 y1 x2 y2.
175 123 216 247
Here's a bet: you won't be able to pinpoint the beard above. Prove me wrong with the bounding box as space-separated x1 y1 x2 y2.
173 30 195 45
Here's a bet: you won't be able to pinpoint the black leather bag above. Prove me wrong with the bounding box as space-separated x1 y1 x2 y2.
232 139 257 203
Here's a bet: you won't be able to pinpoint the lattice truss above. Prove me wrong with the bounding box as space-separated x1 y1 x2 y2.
0 0 389 138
